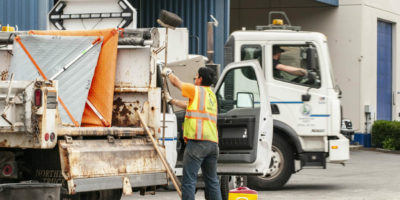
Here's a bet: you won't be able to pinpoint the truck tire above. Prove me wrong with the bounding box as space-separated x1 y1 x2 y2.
79 189 122 200
220 175 247 200
247 134 293 190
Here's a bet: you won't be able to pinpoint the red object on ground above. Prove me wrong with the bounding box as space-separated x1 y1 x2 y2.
229 187 258 194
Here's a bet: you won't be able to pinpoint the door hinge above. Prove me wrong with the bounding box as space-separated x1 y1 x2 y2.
393 91 396 106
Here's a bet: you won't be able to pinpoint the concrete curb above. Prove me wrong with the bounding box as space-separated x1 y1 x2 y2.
353 147 400 154
371 148 400 154
349 145 363 150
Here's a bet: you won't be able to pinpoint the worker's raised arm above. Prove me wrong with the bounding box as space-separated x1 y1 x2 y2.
162 68 184 91
168 73 184 91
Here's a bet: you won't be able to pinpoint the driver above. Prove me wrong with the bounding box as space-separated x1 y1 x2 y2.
273 46 307 77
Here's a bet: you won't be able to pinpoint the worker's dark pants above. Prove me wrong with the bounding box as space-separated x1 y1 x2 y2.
182 140 222 200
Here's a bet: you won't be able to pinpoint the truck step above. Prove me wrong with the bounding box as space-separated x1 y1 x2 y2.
299 152 327 169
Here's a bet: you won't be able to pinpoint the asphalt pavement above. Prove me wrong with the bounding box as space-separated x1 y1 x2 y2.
122 149 400 200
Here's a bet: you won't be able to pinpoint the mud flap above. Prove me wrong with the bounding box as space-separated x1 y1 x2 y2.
58 138 168 194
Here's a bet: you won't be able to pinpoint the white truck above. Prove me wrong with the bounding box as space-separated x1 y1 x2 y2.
221 12 350 190
0 1 273 199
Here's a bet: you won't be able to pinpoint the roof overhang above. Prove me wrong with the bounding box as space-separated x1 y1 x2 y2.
315 0 338 6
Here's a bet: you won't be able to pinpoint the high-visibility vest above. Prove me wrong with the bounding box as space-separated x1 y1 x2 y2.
183 86 218 143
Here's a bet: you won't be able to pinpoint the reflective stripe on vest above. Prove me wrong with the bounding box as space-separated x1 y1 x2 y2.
184 86 218 142
185 111 217 122
199 86 205 110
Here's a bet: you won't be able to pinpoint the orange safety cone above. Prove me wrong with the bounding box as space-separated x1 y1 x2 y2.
228 187 258 200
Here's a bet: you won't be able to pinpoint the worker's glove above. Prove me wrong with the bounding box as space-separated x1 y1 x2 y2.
163 90 173 104
161 68 173 77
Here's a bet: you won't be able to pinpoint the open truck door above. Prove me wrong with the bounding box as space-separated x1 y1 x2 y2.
175 60 272 175
215 60 272 174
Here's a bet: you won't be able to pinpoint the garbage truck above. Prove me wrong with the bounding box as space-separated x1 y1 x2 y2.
220 12 350 190
0 1 274 199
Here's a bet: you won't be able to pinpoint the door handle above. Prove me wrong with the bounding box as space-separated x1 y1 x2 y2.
302 94 311 102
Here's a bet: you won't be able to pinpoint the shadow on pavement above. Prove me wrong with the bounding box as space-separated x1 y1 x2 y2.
273 184 343 191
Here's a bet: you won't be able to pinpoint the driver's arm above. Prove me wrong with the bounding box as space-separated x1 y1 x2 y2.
276 64 307 76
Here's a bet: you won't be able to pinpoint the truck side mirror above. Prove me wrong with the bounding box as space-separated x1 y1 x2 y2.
302 94 311 102
306 47 318 70
306 71 316 85
302 87 312 102
236 92 254 108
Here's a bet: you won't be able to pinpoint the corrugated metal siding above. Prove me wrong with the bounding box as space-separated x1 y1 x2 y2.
0 0 54 30
133 0 230 66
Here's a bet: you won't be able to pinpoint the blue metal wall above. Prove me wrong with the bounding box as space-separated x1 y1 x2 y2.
315 0 338 6
133 0 230 66
0 0 54 30
377 20 393 121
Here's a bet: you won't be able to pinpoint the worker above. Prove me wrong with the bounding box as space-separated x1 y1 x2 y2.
273 46 307 77
162 66 221 200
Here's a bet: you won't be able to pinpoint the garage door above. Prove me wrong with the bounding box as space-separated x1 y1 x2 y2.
377 20 393 121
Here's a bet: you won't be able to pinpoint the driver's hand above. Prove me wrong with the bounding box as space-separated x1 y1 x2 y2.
300 68 308 76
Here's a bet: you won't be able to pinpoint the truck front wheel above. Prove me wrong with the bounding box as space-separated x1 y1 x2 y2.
247 134 293 190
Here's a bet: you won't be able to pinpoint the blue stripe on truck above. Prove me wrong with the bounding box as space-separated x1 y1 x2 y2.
158 138 177 141
310 114 330 117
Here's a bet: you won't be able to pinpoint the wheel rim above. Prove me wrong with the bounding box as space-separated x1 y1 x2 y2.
259 145 283 180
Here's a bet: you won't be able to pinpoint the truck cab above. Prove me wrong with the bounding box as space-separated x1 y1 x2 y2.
224 17 349 189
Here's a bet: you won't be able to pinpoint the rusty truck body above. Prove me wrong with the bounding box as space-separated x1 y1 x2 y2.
0 1 170 199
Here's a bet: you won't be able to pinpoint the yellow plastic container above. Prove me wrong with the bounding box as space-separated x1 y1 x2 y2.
228 187 258 200
2 26 15 32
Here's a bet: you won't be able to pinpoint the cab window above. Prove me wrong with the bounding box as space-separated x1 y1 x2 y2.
272 44 321 88
241 45 262 66
216 66 260 113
